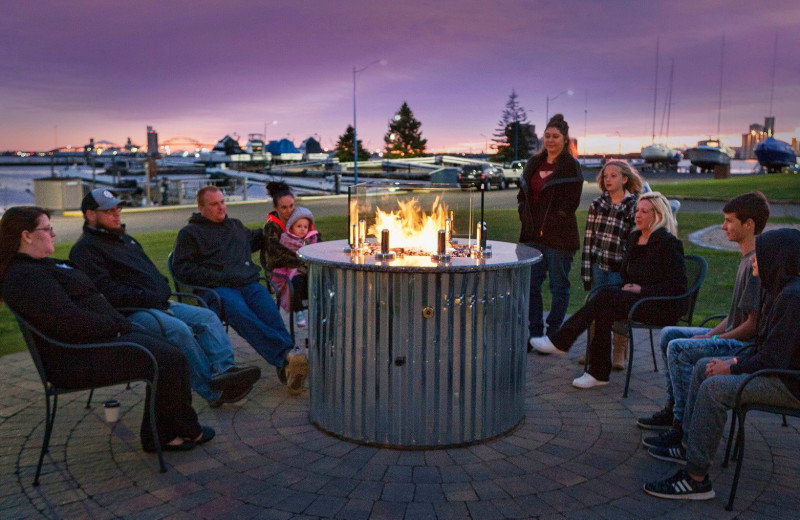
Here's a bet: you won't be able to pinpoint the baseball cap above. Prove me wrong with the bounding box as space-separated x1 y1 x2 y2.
81 188 124 213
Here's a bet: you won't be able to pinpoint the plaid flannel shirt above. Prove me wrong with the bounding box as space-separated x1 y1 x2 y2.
580 192 638 288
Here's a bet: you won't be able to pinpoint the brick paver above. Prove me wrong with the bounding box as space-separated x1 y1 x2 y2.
1 323 798 519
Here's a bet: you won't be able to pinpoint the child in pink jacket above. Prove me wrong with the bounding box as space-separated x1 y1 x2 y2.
272 206 320 326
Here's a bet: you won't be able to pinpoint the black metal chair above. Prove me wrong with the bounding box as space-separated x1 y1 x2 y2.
721 368 800 511
584 254 708 398
10 309 166 486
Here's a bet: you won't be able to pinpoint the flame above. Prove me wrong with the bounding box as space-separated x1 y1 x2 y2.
368 196 449 252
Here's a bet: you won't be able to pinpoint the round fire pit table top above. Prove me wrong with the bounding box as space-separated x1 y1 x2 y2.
298 239 541 273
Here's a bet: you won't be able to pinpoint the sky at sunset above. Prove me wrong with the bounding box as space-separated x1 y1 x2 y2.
2 0 799 155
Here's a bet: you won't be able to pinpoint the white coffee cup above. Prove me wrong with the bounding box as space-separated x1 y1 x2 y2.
103 399 121 422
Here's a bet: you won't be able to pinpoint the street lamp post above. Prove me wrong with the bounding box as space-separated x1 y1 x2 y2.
545 89 574 127
353 60 385 185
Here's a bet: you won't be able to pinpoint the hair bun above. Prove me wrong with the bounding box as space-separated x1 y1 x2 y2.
549 113 565 122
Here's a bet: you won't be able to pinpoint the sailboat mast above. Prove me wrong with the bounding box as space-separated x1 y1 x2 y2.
716 35 725 138
651 38 660 144
665 59 674 142
768 31 778 122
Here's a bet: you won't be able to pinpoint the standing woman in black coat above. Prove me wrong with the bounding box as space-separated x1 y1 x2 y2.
517 114 584 350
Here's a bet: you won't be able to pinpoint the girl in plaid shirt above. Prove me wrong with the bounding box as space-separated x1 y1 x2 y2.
580 160 643 368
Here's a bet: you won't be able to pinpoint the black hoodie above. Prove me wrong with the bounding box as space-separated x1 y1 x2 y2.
173 213 265 288
730 228 800 399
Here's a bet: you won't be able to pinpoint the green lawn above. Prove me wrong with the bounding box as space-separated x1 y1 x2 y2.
649 173 800 201
3 209 795 358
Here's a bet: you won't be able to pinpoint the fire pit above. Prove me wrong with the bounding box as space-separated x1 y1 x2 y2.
298 183 541 448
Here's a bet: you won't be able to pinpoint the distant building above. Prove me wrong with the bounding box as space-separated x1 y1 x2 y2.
740 122 768 160
147 126 159 157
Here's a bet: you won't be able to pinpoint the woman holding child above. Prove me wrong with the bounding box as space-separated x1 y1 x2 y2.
261 181 320 327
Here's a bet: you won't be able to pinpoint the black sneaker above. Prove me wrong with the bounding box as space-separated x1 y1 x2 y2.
642 428 682 449
643 469 715 500
637 407 674 430
209 365 262 391
648 444 687 465
209 383 253 408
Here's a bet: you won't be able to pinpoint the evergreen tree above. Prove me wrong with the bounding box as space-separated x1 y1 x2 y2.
335 125 370 162
383 102 427 158
492 90 536 163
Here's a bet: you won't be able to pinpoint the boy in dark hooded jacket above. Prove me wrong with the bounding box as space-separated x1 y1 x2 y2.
643 228 800 500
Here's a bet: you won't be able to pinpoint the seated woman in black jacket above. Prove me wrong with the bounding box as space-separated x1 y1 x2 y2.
0 206 213 452
531 192 688 389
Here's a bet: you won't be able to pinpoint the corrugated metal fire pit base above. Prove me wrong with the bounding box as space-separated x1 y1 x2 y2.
299 240 540 448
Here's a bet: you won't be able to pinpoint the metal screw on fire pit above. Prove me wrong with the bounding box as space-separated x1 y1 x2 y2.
445 218 453 244
376 228 395 261
474 221 492 258
432 229 451 262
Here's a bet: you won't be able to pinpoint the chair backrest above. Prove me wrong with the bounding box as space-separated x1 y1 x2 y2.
680 254 708 327
10 309 51 391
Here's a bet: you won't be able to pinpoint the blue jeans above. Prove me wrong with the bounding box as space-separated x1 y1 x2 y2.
206 282 294 368
683 356 800 476
528 243 574 338
591 265 622 288
128 302 236 403
659 326 751 421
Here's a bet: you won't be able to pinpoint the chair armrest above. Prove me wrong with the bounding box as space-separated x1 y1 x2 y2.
170 291 209 308
627 291 695 321
732 368 800 409
698 313 727 327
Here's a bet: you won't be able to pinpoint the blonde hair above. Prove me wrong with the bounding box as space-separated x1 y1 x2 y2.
638 191 677 236
596 159 643 195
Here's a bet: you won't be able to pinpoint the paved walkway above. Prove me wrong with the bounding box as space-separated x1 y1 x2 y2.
2 325 798 519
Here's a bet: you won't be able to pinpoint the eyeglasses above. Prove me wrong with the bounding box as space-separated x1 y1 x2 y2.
33 226 55 234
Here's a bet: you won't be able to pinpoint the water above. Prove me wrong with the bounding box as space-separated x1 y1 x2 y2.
0 166 52 211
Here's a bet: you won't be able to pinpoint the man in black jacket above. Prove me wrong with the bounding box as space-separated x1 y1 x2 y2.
172 186 307 396
70 189 261 407
643 228 800 500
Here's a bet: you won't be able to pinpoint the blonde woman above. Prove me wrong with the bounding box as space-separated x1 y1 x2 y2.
531 192 687 389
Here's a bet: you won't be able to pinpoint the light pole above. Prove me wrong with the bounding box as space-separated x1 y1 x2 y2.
545 89 574 127
615 131 621 155
353 60 385 185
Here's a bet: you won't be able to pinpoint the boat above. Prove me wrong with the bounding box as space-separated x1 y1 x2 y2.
642 144 681 164
755 136 797 172
685 139 735 171
753 35 797 173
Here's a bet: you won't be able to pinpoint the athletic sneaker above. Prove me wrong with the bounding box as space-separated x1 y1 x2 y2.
643 469 715 500
642 428 682 449
529 336 566 355
648 444 687 465
637 406 674 430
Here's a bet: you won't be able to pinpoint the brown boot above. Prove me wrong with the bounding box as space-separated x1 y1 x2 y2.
612 333 628 370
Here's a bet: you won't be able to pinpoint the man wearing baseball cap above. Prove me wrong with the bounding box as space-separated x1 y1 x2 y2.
71 188 261 408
